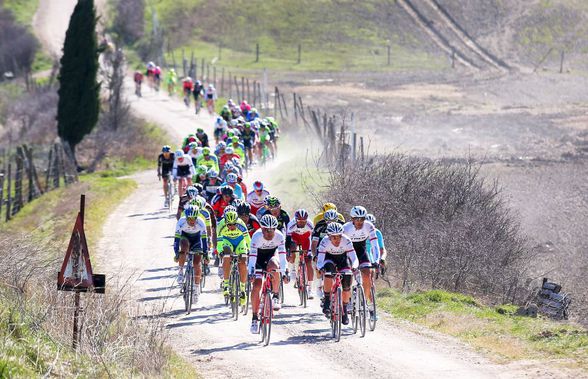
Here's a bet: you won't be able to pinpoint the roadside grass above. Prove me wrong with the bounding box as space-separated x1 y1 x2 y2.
378 288 588 368
3 0 39 26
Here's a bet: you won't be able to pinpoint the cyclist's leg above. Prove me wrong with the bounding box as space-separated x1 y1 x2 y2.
267 257 281 294
178 238 190 271
251 277 263 315
304 251 314 281
221 244 232 283
236 243 248 284
361 266 372 303
162 176 169 197
341 272 352 305
193 252 202 285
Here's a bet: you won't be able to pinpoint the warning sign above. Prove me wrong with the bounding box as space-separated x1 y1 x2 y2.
57 195 105 293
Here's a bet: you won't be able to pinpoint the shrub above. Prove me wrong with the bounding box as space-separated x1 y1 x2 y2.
0 8 38 76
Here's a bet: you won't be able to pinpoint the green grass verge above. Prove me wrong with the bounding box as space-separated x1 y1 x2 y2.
3 0 39 27
378 288 588 368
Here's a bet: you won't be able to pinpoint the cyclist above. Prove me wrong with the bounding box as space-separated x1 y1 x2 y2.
222 173 244 200
174 205 208 301
214 117 228 145
133 70 143 97
237 201 260 237
248 214 288 333
313 202 346 225
217 210 249 305
256 196 290 235
173 150 195 198
311 209 343 299
366 213 388 272
241 123 256 166
220 104 232 122
211 185 237 220
153 66 162 91
343 206 380 321
219 146 241 172
240 100 251 115
182 77 194 107
317 222 358 325
286 209 315 299
266 117 280 155
245 107 260 122
204 84 217 115
182 134 198 153
165 68 177 95
257 121 272 160
193 80 204 114
157 145 175 207
202 170 222 202
193 165 208 185
196 127 210 147
246 181 270 215
196 147 220 173
145 61 155 88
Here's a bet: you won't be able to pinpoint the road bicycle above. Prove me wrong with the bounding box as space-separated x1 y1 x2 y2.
182 250 201 314
200 254 209 292
328 272 344 342
292 248 309 308
165 173 174 212
368 264 379 331
225 252 241 321
243 274 252 315
258 270 275 346
350 270 367 337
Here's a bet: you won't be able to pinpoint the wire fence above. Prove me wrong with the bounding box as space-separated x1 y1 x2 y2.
0 142 78 223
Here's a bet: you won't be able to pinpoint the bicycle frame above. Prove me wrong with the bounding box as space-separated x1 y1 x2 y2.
258 271 274 346
329 272 343 342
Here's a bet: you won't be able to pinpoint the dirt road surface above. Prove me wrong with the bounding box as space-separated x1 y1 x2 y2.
33 1 570 377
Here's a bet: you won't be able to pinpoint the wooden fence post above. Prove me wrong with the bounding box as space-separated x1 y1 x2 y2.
280 92 288 117
220 68 225 97
53 144 60 189
5 162 11 222
387 45 391 66
241 77 245 100
255 43 259 63
252 81 257 107
13 152 23 214
293 92 298 124
360 136 365 161
0 171 4 221
257 82 263 111
189 51 195 78
560 50 565 73
200 58 205 81
45 147 53 191
206 64 210 83
297 44 301 64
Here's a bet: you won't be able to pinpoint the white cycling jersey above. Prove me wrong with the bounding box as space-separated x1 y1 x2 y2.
316 234 358 270
247 229 287 274
246 189 270 210
343 221 380 263
286 219 314 237
174 216 207 238
173 156 195 179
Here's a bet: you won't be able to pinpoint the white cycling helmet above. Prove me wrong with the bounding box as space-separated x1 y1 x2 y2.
175 150 184 158
326 222 344 236
366 214 376 224
324 209 339 222
350 205 367 219
260 214 279 229
224 205 237 215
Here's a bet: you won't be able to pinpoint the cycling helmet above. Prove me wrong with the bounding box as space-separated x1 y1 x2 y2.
224 162 234 170
228 99 234 105
196 165 208 175
259 214 279 229
184 205 198 219
224 210 239 224
224 205 237 214
202 147 211 156
232 198 244 207
195 80 201 86
244 122 251 129
237 202 251 216
225 146 234 154
326 222 344 236
251 107 257 114
197 128 204 133
175 150 184 158
226 173 238 184
366 214 376 224
324 209 339 222
322 202 337 212
193 183 204 193
162 145 171 153
221 186 234 196
186 186 198 199
350 205 367 219
264 196 281 208
253 181 264 191
208 84 214 89
294 209 309 220
231 136 239 143
218 141 226 148
189 142 198 150
208 169 218 179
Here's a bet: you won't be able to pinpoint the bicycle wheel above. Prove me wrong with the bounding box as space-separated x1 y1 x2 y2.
279 275 284 304
185 266 193 314
263 290 273 346
230 268 239 321
369 285 377 331
298 262 307 307
259 292 266 343
200 261 206 290
334 286 342 342
351 286 358 334
357 285 367 337
243 279 251 315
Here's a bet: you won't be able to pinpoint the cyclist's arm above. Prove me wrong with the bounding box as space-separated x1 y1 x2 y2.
157 154 162 176
173 220 183 254
247 237 258 274
172 161 178 180
278 235 287 274
198 219 209 252
368 224 380 263
376 229 387 261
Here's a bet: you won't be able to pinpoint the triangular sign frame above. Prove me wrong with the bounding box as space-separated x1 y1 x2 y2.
57 212 94 290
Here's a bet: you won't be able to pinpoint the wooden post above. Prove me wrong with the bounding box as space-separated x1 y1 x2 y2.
220 68 225 97
293 92 298 124
234 76 241 101
451 49 456 69
255 43 259 63
46 147 53 191
0 172 4 221
194 59 198 82
59 145 67 185
241 77 245 100
246 78 251 105
560 50 565 73
5 162 11 222
280 93 288 117
24 145 41 197
53 144 60 189
73 292 81 349
352 132 357 161
206 64 210 82
360 136 365 161
297 44 301 64
257 82 263 111
14 152 23 214
200 58 205 81
189 51 195 78
252 81 257 107
387 45 391 66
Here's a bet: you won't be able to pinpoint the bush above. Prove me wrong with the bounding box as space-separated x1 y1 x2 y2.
112 0 145 45
321 154 531 303
0 8 38 76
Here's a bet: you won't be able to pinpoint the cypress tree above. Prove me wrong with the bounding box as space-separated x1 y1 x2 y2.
57 0 100 163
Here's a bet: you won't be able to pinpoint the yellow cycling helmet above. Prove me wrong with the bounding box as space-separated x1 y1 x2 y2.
322 202 337 212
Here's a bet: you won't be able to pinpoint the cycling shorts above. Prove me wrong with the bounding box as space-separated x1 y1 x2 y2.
161 165 173 177
289 232 311 251
243 139 253 149
269 131 276 141
218 238 248 256
254 248 280 274
181 234 204 253
352 241 372 269
176 165 191 178
322 253 352 275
